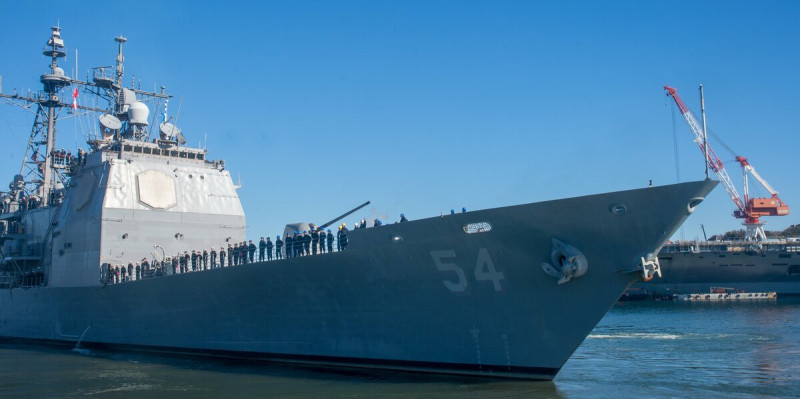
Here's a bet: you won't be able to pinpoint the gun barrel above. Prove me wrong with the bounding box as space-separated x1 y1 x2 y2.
319 201 370 230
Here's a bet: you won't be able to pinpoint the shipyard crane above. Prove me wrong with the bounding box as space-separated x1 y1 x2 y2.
664 85 789 241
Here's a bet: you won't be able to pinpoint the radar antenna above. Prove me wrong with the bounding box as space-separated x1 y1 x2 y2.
0 26 74 206
0 27 174 208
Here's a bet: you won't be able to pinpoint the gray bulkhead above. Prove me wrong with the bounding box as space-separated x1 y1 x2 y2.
48 141 246 287
7 207 58 265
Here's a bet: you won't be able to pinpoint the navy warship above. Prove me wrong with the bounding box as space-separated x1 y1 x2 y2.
632 239 800 298
0 27 717 380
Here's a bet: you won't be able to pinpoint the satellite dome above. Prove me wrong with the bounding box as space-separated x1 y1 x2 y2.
128 102 150 126
53 66 65 76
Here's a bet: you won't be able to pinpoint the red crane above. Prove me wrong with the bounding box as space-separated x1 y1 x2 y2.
664 85 789 241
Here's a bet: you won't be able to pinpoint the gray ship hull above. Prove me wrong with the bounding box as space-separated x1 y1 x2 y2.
636 249 800 297
0 180 716 380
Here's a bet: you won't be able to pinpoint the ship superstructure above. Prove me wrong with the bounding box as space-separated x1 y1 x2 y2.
0 26 718 380
0 26 245 288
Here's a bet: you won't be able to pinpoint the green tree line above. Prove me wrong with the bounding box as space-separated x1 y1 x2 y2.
709 224 800 240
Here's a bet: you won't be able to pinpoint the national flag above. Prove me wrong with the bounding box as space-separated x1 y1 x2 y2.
72 87 78 109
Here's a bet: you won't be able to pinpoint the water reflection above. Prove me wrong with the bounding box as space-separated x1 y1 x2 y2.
2 299 799 398
557 298 800 398
0 343 565 399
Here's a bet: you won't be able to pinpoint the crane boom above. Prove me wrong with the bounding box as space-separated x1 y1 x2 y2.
735 156 778 196
664 85 745 212
664 85 789 241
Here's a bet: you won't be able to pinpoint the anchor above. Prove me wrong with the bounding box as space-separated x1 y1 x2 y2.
541 238 588 284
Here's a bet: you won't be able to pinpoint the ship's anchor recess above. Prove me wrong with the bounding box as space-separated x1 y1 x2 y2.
541 238 588 284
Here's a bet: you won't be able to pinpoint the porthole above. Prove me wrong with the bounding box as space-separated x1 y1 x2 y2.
610 203 627 216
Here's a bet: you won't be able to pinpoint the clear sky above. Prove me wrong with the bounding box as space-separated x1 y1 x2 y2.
1 0 798 241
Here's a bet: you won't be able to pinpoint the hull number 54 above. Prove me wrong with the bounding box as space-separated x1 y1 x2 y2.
430 248 504 292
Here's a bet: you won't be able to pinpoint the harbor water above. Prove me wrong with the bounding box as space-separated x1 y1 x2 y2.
1 298 798 398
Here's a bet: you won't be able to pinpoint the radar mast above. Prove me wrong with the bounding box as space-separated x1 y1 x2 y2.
0 27 173 210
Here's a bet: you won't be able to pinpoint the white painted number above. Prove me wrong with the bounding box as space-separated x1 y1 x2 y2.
430 250 467 292
430 248 504 293
474 248 504 291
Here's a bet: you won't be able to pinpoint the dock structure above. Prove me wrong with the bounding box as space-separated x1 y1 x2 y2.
676 289 777 301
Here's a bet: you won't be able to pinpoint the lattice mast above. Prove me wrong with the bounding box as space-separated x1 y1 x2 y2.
24 26 73 206
1 27 172 208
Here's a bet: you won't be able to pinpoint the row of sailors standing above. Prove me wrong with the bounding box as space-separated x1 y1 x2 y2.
107 243 250 284
107 215 411 284
177 226 350 269
106 258 161 284
282 225 349 258
107 227 347 284
176 241 257 272
49 148 88 168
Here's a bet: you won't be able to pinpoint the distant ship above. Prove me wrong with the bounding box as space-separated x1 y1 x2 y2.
632 239 800 298
0 26 716 380
627 86 799 300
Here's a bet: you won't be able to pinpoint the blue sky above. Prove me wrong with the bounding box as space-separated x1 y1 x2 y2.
1 1 798 240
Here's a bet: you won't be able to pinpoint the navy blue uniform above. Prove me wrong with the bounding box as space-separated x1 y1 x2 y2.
259 238 267 261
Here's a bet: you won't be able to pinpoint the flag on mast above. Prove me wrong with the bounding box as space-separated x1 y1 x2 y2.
72 87 78 109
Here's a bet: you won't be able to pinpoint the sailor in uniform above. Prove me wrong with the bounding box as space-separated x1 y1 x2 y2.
339 226 348 250
318 230 326 253
179 252 186 273
302 231 310 256
285 234 293 258
266 237 273 261
311 229 320 255
248 240 256 263
259 237 267 262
